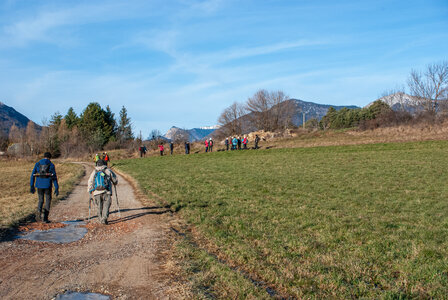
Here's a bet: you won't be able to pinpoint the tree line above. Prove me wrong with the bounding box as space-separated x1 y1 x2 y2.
7 102 134 157
314 61 448 130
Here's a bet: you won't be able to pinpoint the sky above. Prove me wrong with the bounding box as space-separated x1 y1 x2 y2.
0 0 447 138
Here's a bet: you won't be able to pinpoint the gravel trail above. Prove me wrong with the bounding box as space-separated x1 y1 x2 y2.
0 163 185 300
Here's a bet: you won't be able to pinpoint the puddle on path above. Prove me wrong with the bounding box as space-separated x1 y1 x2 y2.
55 291 110 300
17 220 87 243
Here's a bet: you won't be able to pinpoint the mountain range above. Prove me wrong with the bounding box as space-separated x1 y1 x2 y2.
163 126 219 142
1 93 426 142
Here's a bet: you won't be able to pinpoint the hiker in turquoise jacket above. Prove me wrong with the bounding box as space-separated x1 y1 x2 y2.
30 152 59 223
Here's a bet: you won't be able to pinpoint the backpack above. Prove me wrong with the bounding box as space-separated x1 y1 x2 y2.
94 170 111 192
37 162 51 177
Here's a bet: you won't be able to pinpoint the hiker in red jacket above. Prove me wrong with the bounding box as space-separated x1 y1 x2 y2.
158 143 164 156
104 152 110 166
242 136 248 149
204 139 209 152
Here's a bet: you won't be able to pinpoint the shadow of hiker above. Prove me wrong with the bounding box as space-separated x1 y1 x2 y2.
107 206 172 224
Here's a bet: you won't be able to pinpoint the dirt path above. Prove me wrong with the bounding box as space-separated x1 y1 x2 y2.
0 163 187 300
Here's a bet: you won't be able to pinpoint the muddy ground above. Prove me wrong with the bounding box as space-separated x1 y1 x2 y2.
0 163 189 300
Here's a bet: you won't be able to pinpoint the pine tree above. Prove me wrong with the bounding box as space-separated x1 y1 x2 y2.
117 106 134 144
65 107 79 129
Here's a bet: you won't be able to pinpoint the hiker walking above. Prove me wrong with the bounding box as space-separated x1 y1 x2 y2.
159 143 164 156
237 136 242 150
209 138 213 152
242 136 248 149
94 153 100 163
185 141 190 154
104 152 110 166
204 139 209 152
30 152 59 223
254 134 260 149
139 145 147 157
87 160 118 225
232 136 238 150
225 137 229 151
170 141 174 155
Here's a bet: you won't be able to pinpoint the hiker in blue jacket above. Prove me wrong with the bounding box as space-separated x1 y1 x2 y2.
30 152 59 223
232 136 238 150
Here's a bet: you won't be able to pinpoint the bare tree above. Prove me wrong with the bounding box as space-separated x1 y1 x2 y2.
218 101 246 136
269 90 292 130
246 89 271 131
246 89 291 132
25 121 40 155
407 61 448 113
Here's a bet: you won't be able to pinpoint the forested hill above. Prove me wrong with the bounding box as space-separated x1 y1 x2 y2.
288 99 360 125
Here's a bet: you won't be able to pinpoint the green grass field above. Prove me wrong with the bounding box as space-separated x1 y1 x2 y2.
116 141 448 298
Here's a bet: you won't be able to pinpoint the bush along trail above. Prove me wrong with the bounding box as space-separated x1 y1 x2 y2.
0 162 188 300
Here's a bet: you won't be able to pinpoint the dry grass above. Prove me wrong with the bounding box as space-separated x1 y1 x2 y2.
0 159 84 229
251 121 448 150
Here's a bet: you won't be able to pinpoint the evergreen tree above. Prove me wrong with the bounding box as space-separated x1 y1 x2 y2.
117 106 134 143
65 107 79 129
79 102 116 149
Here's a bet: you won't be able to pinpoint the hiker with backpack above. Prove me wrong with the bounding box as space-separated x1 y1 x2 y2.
87 159 118 225
209 138 213 152
225 137 229 151
30 152 59 223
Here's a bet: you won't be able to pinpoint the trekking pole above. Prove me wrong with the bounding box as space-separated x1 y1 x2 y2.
88 196 92 223
114 184 121 217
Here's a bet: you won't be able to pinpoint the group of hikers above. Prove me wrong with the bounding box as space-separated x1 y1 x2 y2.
224 135 260 151
139 134 261 157
30 152 118 225
94 152 110 165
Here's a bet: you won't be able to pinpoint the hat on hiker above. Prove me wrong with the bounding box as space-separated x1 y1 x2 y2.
44 152 52 159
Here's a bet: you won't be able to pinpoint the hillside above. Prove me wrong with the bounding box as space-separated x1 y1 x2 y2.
0 102 40 137
211 98 359 137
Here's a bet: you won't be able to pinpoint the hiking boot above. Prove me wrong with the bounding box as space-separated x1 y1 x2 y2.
43 219 50 224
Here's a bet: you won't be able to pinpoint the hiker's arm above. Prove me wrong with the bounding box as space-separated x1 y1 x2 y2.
51 163 59 193
29 163 37 188
110 170 118 185
29 163 38 193
87 171 95 193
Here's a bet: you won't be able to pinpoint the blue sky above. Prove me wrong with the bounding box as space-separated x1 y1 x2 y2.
0 0 447 137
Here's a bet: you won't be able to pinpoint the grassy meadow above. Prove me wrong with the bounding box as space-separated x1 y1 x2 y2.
0 160 84 229
116 141 448 298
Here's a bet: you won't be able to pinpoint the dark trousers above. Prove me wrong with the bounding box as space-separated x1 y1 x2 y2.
226 144 229 151
37 188 52 220
94 193 112 222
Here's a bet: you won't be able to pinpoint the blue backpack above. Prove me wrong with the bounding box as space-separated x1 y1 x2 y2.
94 171 110 192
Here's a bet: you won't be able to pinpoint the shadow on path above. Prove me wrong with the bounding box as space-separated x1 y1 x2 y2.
85 206 172 224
